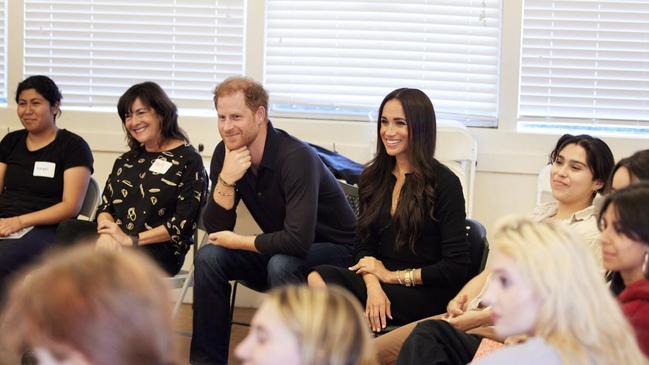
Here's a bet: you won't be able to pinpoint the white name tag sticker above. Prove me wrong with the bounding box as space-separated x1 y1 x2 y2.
33 161 56 178
149 158 173 174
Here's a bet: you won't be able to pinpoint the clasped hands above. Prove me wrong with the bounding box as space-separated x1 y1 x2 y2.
96 221 133 251
349 256 392 282
349 256 395 332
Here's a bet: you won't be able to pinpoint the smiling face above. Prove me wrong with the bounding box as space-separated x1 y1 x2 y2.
124 97 163 151
17 88 59 135
380 98 410 159
235 302 302 365
217 91 265 151
599 204 648 284
550 143 603 208
482 252 542 338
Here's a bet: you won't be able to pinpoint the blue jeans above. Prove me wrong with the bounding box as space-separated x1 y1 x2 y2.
189 242 353 365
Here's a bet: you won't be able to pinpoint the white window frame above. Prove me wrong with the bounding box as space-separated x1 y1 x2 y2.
0 0 646 139
518 0 649 137
264 0 503 127
0 0 6 103
21 0 246 112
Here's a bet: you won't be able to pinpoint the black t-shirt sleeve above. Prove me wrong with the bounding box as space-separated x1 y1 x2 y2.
61 131 94 173
0 132 21 163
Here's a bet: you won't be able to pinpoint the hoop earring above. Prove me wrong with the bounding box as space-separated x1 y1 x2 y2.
643 252 649 278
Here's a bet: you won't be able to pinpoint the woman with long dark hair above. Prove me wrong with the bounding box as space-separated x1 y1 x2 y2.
309 88 469 332
599 182 649 355
381 134 615 365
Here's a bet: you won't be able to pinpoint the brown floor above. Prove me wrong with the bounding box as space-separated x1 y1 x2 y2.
173 304 255 365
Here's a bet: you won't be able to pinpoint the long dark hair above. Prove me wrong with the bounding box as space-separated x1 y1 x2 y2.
358 88 437 251
117 81 188 150
599 182 649 293
607 149 649 192
549 134 614 195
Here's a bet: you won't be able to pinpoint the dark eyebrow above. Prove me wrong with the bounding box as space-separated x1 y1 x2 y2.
569 160 588 168
132 107 148 114
557 153 588 167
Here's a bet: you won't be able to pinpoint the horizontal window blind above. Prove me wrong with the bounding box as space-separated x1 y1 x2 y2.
265 0 501 126
520 0 649 127
0 0 5 103
24 0 245 110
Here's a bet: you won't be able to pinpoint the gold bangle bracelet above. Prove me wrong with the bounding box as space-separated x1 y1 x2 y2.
216 189 234 197
218 174 236 188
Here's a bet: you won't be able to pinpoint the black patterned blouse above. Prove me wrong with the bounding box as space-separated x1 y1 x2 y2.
97 144 207 256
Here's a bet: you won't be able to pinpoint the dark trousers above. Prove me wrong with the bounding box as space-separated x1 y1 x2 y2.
189 242 353 365
314 265 454 325
0 226 56 301
55 219 184 276
395 320 482 365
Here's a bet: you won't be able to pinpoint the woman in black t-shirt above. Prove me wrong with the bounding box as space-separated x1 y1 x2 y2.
0 75 93 296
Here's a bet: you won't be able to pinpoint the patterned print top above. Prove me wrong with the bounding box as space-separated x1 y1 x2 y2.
98 144 207 256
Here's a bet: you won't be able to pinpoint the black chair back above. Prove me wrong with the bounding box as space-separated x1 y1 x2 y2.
338 180 360 217
465 218 489 279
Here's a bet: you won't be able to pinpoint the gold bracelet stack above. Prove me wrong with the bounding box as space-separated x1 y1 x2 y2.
401 268 416 287
218 174 236 188
215 189 233 197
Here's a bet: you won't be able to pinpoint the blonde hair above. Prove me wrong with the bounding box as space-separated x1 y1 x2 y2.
492 216 647 365
0 245 177 365
265 285 377 365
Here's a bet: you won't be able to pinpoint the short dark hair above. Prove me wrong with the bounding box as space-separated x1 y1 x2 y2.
599 182 649 247
117 81 188 150
15 75 63 119
549 134 614 194
607 149 649 192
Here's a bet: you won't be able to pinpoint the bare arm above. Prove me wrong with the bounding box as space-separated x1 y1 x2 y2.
447 269 491 316
0 162 6 194
0 166 91 235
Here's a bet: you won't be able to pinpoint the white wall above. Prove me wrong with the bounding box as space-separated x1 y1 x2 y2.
2 0 648 306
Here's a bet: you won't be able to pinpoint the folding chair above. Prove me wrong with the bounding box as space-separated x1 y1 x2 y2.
77 177 101 221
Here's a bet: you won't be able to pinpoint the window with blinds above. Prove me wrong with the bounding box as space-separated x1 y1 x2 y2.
0 0 6 103
24 0 245 111
519 1 649 130
265 0 502 126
